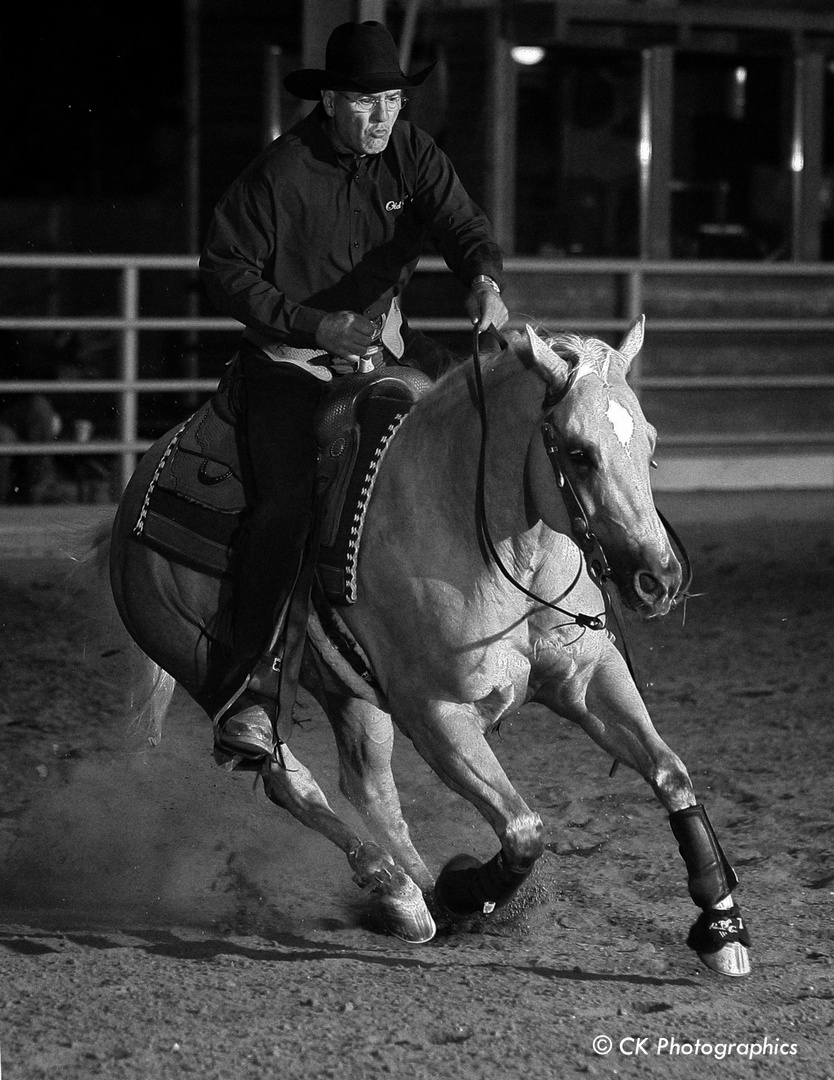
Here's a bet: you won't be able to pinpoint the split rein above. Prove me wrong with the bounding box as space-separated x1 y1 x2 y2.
469 324 693 641
471 325 605 635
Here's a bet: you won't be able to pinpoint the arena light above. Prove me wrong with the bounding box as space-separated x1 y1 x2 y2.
511 46 545 66
731 66 747 120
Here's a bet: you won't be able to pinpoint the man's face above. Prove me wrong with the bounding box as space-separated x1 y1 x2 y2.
322 90 405 156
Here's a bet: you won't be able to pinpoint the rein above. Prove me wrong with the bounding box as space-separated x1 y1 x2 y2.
470 324 694 775
470 322 694 628
471 326 605 632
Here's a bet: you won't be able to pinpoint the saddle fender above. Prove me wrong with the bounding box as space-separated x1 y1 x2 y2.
315 368 432 526
315 366 432 602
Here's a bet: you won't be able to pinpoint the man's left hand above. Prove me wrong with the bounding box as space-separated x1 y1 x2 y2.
465 284 509 334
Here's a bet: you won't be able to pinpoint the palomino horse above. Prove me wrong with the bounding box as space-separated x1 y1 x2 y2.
107 317 750 976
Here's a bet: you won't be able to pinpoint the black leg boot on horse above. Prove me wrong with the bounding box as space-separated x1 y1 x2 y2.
212 350 327 765
670 803 751 976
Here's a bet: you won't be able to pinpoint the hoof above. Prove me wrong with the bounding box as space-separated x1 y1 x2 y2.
376 867 436 944
698 941 751 978
687 905 751 978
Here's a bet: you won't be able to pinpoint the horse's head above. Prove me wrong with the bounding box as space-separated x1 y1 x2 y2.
521 316 682 618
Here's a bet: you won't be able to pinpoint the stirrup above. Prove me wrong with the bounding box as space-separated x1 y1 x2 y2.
212 651 283 761
247 651 284 701
213 650 282 723
213 702 276 759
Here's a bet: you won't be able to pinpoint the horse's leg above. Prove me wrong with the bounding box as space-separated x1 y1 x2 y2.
109 508 433 943
394 700 544 917
540 648 750 977
260 746 435 943
324 694 434 893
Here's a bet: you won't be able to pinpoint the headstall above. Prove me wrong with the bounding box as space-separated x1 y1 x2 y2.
471 325 604 631
470 323 693 776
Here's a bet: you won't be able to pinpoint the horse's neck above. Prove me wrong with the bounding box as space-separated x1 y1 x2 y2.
388 349 570 568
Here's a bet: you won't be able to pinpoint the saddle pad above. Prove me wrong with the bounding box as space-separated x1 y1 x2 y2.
135 371 419 591
134 401 247 578
156 399 246 513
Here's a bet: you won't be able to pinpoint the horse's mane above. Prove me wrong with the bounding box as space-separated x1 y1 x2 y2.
537 329 615 384
409 323 619 424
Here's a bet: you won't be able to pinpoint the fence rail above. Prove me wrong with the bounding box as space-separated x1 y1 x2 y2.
1 253 833 493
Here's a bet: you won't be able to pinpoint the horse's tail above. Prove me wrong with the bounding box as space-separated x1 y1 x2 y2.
82 518 176 746
124 655 177 747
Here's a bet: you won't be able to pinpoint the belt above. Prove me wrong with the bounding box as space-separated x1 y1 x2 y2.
243 297 406 382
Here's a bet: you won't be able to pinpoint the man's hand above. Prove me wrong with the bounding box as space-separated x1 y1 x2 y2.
465 283 509 334
315 311 377 362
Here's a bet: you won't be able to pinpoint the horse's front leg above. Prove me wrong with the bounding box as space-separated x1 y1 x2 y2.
325 693 434 892
260 745 435 942
540 648 750 977
395 699 544 918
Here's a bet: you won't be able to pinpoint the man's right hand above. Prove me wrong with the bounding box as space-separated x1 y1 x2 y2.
315 311 377 362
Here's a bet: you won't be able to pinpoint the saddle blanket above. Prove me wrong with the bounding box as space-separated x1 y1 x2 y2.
133 397 246 578
133 365 426 604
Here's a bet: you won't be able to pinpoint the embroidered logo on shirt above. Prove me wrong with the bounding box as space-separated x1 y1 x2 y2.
386 198 408 211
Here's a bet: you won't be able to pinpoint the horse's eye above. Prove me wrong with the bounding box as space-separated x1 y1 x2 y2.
569 449 592 467
650 459 659 470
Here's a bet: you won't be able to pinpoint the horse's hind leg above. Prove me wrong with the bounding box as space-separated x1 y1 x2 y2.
544 649 750 977
325 694 434 892
260 747 436 943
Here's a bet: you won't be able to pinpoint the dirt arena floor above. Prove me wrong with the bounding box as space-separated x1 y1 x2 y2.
0 493 832 1079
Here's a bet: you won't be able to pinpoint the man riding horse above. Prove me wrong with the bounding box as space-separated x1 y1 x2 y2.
200 20 509 761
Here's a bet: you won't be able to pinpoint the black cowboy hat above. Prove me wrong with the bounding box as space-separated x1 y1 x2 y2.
284 21 436 101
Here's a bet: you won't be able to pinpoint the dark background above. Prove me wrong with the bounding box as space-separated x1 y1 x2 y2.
1 1 304 252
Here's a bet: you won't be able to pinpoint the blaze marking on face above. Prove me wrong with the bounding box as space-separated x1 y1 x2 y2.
606 399 634 449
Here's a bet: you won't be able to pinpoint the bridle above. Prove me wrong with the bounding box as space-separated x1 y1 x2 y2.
470 324 692 635
472 325 605 632
471 324 693 776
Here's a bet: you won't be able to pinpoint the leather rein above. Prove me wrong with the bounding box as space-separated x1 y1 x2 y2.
470 325 692 637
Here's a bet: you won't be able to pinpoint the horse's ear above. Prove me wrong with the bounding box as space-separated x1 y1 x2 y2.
524 325 571 391
617 315 645 366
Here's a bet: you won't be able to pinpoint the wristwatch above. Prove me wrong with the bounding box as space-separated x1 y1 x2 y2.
472 275 501 294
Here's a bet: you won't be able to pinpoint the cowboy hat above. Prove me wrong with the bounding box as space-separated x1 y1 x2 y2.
284 21 436 101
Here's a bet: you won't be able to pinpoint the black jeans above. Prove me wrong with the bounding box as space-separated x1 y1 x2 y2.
231 348 328 671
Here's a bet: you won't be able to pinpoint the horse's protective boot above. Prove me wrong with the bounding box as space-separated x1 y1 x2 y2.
434 851 533 916
669 803 738 907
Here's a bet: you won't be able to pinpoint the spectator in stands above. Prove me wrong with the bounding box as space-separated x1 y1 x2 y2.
0 331 63 503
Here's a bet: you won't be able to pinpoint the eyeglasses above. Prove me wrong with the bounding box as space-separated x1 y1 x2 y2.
336 92 407 113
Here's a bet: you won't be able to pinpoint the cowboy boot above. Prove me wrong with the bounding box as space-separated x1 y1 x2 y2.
213 650 284 759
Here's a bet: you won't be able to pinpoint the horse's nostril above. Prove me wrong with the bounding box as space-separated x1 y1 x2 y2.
638 572 659 597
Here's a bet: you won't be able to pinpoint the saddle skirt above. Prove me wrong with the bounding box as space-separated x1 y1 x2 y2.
133 360 431 605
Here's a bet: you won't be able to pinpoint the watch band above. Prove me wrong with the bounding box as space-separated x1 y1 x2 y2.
472 275 501 294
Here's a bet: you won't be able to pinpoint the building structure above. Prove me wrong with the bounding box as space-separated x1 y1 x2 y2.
223 0 834 266
0 0 831 499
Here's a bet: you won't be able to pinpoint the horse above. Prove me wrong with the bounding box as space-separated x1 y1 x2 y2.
106 316 751 977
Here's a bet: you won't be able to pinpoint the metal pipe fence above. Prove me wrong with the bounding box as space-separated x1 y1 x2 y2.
1 253 833 495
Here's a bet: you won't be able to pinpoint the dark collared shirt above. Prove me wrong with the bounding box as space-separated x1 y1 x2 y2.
199 104 504 348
